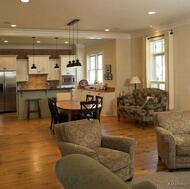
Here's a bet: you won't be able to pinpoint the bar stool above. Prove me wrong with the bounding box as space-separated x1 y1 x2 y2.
26 98 41 119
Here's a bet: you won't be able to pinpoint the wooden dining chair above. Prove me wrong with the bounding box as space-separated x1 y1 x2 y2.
86 94 94 101
80 100 98 120
48 98 56 130
95 96 103 122
51 98 68 125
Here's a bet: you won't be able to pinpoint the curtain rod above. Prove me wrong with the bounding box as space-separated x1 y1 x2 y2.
147 34 164 40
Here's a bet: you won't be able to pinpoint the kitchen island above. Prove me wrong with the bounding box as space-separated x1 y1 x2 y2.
17 88 73 119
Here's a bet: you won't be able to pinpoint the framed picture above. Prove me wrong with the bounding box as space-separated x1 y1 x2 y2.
105 64 111 73
104 73 113 80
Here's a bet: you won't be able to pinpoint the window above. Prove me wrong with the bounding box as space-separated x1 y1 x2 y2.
87 52 103 84
147 38 166 90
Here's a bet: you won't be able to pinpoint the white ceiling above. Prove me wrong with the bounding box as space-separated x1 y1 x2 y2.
1 0 190 46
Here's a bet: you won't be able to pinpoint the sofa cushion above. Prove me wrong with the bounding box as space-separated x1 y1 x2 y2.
175 134 190 156
93 147 130 173
156 111 190 134
60 119 102 148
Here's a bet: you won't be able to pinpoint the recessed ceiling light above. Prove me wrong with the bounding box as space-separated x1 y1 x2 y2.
36 41 41 43
4 40 8 43
104 29 110 32
149 25 153 28
21 0 29 2
65 41 68 44
11 24 17 27
148 11 156 15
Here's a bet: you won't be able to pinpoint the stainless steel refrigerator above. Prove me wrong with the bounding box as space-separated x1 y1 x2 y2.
0 71 16 112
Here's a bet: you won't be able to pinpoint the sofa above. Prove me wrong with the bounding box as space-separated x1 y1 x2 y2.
53 119 137 181
117 88 168 125
55 154 157 189
154 111 190 171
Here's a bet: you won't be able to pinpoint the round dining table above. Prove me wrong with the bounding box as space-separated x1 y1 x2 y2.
56 100 81 121
56 100 101 121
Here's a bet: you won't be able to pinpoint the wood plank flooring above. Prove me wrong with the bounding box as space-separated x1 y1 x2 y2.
0 112 167 189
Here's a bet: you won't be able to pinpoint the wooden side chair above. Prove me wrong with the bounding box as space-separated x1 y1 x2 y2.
95 95 103 122
86 94 94 101
80 100 98 120
48 98 56 130
51 98 68 125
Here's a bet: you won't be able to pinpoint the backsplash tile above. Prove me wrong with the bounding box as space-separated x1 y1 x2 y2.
18 75 59 89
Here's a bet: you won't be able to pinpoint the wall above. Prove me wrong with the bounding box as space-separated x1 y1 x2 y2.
173 24 190 111
115 39 131 96
85 39 116 87
130 23 190 111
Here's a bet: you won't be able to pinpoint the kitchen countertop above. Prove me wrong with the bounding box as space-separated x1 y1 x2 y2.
17 87 74 92
77 86 115 93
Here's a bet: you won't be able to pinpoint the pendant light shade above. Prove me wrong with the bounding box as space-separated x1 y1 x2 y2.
31 37 37 70
31 63 37 69
66 60 72 68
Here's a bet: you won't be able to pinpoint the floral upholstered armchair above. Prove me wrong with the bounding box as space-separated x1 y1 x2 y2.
117 88 168 125
154 111 190 171
53 119 137 181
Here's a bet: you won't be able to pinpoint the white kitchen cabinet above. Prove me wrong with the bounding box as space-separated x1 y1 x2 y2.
0 55 17 70
47 59 60 81
16 59 28 82
60 55 76 75
28 55 50 74
76 89 115 116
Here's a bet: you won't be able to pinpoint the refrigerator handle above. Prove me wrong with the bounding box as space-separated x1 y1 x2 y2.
0 83 3 92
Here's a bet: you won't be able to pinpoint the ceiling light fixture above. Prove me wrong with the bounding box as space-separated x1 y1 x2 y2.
105 29 110 32
21 0 29 2
148 11 156 15
66 19 81 68
11 24 17 27
54 37 60 69
31 37 37 69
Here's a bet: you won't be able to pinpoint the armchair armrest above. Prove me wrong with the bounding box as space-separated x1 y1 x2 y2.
57 141 99 161
101 135 137 154
154 127 176 168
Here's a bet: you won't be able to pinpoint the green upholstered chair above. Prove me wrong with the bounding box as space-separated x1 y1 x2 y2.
55 154 157 189
53 119 137 181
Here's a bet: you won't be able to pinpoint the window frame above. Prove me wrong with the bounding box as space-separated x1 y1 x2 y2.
86 52 103 84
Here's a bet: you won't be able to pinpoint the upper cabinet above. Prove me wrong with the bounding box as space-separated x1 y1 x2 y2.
16 59 28 82
47 59 60 81
28 55 50 74
0 55 17 70
60 55 76 75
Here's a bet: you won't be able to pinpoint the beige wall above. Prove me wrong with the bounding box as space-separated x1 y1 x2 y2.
130 24 190 111
85 39 116 87
173 24 190 111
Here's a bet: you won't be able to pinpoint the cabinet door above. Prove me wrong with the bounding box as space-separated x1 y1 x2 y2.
60 55 76 75
28 56 49 74
76 90 86 101
47 59 60 80
0 56 16 70
16 59 28 82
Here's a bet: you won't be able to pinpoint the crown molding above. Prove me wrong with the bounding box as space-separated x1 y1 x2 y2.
131 17 190 38
0 28 131 39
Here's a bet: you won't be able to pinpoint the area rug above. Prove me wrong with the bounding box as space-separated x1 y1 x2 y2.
128 169 190 189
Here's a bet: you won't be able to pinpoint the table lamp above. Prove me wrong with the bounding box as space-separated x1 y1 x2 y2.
130 76 141 89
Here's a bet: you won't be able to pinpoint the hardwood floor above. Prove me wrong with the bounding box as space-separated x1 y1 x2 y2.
0 112 167 189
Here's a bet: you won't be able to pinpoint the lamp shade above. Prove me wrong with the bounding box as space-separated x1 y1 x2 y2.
130 76 141 84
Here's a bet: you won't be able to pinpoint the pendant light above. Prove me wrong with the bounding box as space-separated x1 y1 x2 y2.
66 24 72 68
74 21 82 67
54 37 60 69
66 19 82 68
31 37 37 69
